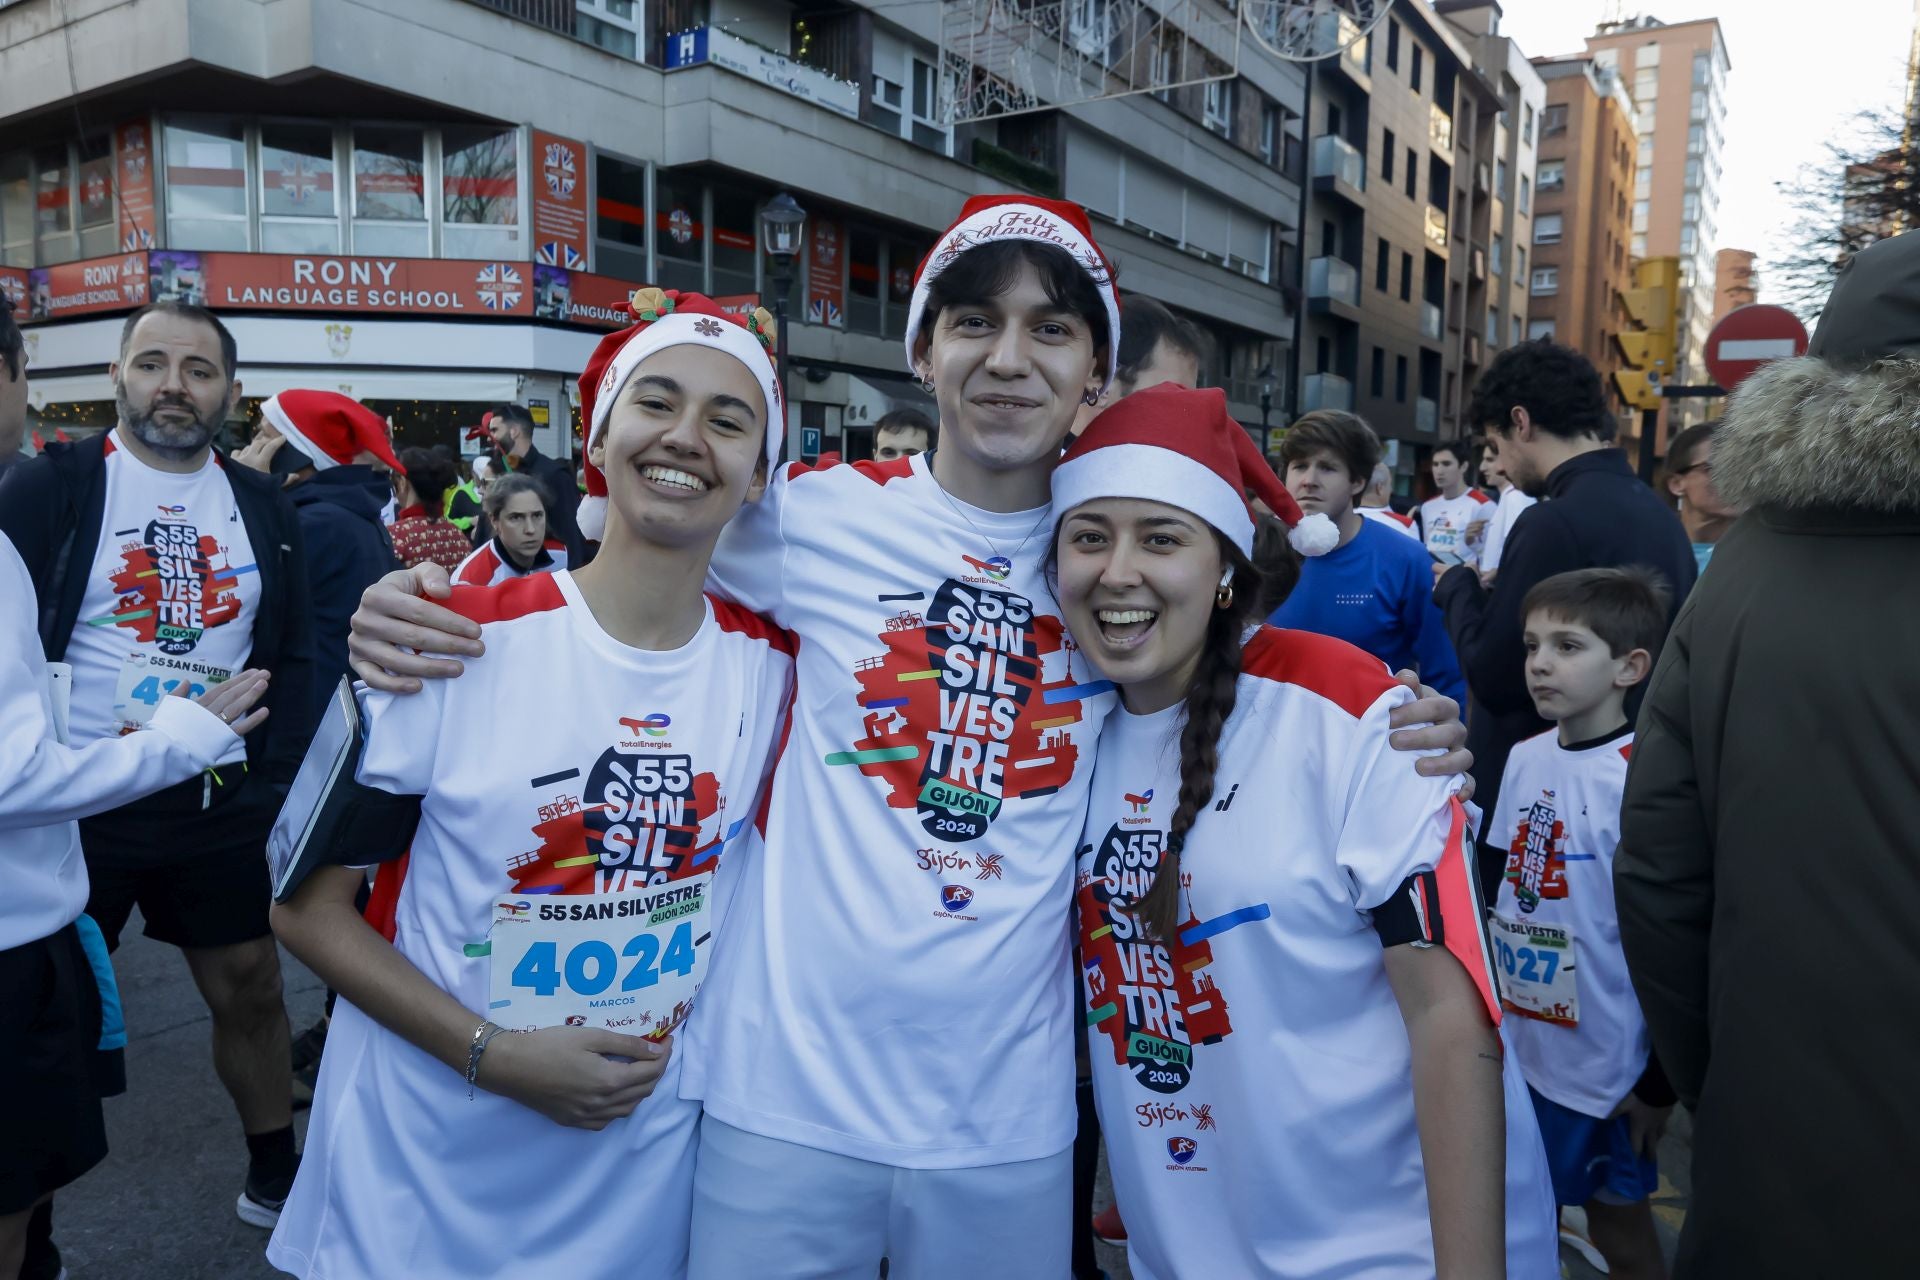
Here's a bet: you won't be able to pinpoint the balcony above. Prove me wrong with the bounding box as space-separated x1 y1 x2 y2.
1416 397 1439 434
1424 205 1449 250
1311 134 1366 206
1314 11 1372 91
1307 255 1361 313
1430 104 1454 154
663 26 860 119
1302 372 1354 412
1465 331 1485 366
1474 162 1491 195
1420 302 1443 342
463 0 575 39
1469 246 1487 281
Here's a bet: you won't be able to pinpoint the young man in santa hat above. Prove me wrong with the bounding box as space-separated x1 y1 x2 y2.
267 291 795 1280
345 196 1472 1275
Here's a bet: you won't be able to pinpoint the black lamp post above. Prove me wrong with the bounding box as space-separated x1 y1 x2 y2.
1257 361 1277 456
758 192 807 458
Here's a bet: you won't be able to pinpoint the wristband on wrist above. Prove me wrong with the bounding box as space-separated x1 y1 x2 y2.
466 1020 514 1100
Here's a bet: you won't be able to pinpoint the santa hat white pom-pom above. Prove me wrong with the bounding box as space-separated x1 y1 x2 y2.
1288 511 1341 557
577 495 607 544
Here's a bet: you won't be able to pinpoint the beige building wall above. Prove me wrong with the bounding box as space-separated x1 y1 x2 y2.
1711 247 1757 326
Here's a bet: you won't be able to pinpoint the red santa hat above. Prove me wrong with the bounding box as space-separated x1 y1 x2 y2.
575 288 784 542
260 390 403 472
904 194 1122 391
1052 383 1341 558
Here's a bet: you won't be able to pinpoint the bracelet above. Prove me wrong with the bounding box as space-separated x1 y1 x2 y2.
465 1019 514 1100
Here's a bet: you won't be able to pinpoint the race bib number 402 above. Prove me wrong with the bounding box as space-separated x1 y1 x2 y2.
488 871 714 1038
1490 913 1578 1027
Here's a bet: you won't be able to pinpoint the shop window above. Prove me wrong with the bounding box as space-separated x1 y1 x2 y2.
847 225 881 335
0 152 32 266
35 145 75 265
165 116 250 251
262 121 341 254
441 125 520 260
655 172 705 293
711 185 759 302
352 125 428 257
884 235 930 340
594 153 648 282
76 136 117 258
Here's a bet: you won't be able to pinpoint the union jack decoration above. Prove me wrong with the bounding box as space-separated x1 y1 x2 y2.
474 264 524 311
537 242 585 268
280 156 323 206
807 297 842 326
542 142 577 200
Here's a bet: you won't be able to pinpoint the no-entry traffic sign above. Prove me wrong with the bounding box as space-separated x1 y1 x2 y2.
1706 304 1808 393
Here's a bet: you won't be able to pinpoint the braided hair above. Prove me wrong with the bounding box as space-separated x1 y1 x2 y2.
1134 535 1271 944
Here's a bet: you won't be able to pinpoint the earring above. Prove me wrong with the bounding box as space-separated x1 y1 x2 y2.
1215 584 1234 609
918 373 936 394
1082 390 1102 407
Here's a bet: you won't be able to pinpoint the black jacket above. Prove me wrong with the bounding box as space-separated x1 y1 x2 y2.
1434 447 1694 894
515 444 585 563
290 465 398 726
0 433 317 806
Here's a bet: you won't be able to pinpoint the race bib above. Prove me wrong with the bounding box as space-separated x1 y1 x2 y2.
1490 914 1578 1027
487 871 715 1038
112 651 232 732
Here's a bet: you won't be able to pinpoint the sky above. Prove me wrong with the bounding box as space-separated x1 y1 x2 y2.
1493 0 1914 294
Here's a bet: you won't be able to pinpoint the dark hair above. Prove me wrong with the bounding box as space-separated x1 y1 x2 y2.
399 445 456 518
1430 439 1472 466
484 471 552 521
1664 421 1717 475
1115 296 1210 390
1250 513 1304 616
491 403 536 437
1467 339 1609 441
119 301 237 378
1279 409 1382 488
1522 566 1673 661
0 306 21 382
920 240 1112 365
875 407 937 447
1133 534 1269 945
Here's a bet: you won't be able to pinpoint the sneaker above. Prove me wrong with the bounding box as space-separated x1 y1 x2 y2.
1091 1203 1128 1246
1558 1206 1610 1275
237 1157 301 1230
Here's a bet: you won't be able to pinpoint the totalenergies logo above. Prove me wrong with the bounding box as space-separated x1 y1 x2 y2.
961 554 1011 581
1125 789 1153 815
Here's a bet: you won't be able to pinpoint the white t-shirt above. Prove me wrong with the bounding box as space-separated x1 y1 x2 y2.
1489 727 1649 1119
683 452 1118 1168
267 571 794 1280
1356 505 1420 539
1419 487 1494 567
0 532 241 951
1479 484 1538 575
452 536 568 587
65 430 260 744
1079 626 1555 1280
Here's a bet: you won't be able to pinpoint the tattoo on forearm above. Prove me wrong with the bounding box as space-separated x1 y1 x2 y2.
1476 1052 1500 1064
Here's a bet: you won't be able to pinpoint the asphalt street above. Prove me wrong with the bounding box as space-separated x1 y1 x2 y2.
52 918 1687 1278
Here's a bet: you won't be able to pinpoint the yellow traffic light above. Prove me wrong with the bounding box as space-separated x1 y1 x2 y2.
1619 286 1671 332
1615 330 1673 372
1613 370 1663 412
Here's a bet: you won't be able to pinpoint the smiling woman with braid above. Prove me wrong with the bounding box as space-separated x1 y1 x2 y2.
1052 383 1555 1280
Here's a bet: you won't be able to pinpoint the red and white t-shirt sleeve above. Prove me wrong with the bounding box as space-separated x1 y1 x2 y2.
706 463 794 622
356 677 448 796
1331 687 1469 912
451 544 498 587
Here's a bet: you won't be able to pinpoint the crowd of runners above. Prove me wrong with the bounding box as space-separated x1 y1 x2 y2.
3 191 1915 1280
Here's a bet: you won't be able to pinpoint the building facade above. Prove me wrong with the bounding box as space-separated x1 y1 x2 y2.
1710 247 1757 325
0 0 1307 459
1527 53 1636 431
1298 0 1521 498
1586 16 1730 431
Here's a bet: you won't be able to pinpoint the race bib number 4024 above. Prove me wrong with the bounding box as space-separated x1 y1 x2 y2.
487 870 714 1038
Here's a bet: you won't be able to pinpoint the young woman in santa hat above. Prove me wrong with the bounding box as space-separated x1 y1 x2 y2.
343 196 1475 1276
1052 382 1557 1279
266 291 796 1280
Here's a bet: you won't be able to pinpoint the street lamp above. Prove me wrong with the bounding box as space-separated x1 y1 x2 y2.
759 192 807 457
1257 361 1276 456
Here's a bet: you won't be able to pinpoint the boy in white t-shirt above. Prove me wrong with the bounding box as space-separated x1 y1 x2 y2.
1489 567 1676 1280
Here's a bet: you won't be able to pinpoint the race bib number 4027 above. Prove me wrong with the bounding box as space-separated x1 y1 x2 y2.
487 870 714 1038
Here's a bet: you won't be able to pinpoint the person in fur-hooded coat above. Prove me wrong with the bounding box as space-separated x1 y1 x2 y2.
1616 231 1920 1279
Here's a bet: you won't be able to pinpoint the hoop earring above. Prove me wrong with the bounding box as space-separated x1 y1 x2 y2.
919 375 936 394
1082 390 1102 407
1215 584 1234 609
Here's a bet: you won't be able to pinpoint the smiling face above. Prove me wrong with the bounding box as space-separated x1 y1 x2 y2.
915 258 1102 491
112 310 237 462
1284 446 1364 522
1523 609 1645 725
1056 497 1225 714
588 344 769 552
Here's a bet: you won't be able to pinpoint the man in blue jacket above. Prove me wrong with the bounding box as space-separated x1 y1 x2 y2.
1435 340 1695 899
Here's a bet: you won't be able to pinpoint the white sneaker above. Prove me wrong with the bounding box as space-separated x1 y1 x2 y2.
1558 1205 1610 1275
236 1185 289 1229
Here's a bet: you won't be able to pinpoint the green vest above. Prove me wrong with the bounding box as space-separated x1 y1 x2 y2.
444 478 481 533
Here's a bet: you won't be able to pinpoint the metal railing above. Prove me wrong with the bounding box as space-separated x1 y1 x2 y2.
1311 134 1365 191
1302 372 1354 412
1308 255 1360 306
1420 302 1443 341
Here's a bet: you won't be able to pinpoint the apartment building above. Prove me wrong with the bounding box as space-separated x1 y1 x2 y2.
1587 16 1730 431
1527 53 1636 424
1711 247 1756 324
1298 0 1513 496
0 0 1306 456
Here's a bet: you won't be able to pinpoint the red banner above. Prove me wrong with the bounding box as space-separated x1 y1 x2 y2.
154 251 533 317
806 220 844 329
531 131 590 271
116 120 158 252
25 252 151 321
534 265 635 329
1 268 26 322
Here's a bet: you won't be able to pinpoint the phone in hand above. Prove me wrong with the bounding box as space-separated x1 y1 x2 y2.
1430 550 1464 568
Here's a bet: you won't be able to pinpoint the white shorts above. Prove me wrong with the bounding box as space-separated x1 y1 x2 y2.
687 1115 1071 1279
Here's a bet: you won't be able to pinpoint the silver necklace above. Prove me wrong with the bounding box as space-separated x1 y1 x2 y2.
927 449 1053 571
